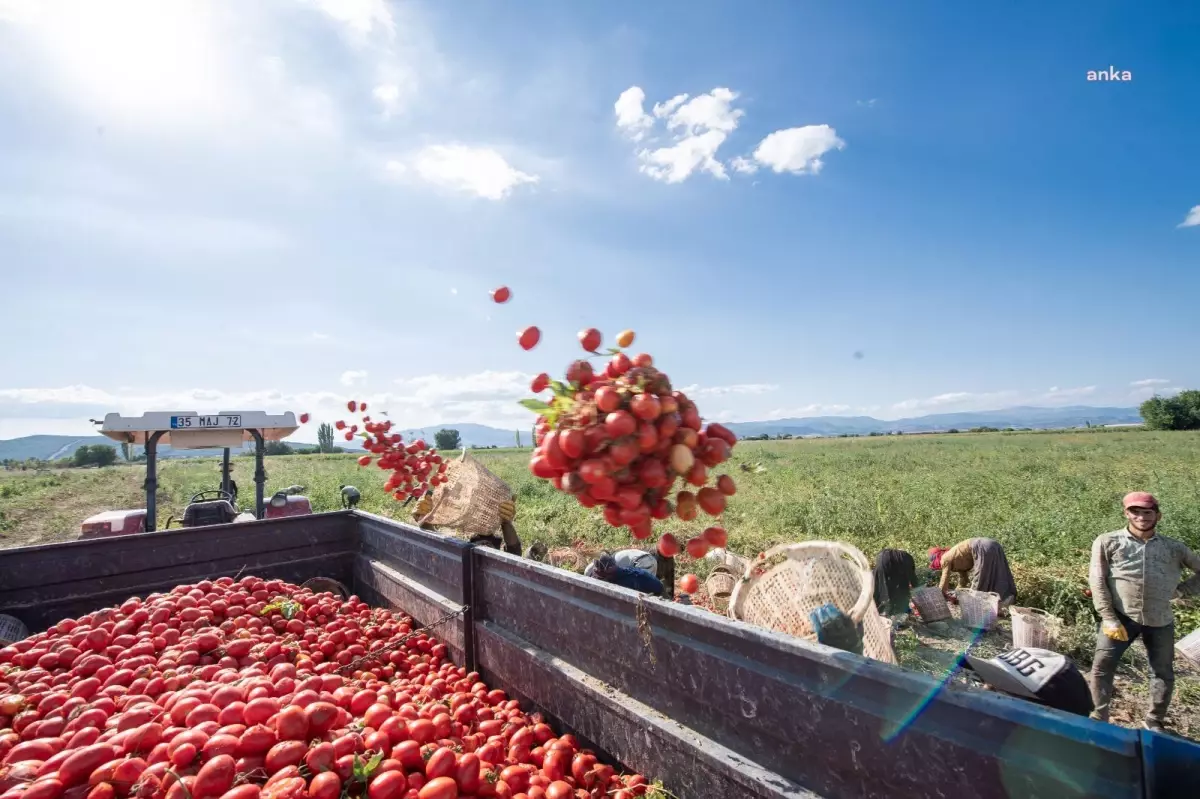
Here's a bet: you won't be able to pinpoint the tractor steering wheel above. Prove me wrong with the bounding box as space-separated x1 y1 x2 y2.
190 489 234 504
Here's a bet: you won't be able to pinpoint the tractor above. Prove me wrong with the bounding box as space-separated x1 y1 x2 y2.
79 411 313 539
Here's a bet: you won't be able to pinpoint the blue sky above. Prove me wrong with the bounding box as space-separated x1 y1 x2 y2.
1 0 1197 440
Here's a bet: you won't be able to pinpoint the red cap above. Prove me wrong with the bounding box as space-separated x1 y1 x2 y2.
1123 492 1159 510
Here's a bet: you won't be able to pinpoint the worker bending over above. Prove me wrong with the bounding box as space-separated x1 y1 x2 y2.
873 548 919 616
929 537 1017 606
586 551 664 595
1088 492 1200 733
339 485 360 509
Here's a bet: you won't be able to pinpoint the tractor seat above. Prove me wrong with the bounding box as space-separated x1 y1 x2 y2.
182 499 238 527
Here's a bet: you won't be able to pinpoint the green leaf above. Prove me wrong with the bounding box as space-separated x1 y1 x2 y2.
519 398 552 414
549 380 571 398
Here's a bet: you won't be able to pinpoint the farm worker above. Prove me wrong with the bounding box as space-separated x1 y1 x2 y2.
929 538 1017 605
1087 491 1200 732
873 548 919 616
339 484 360 509
587 551 664 595
218 465 238 503
584 548 658 579
412 492 521 555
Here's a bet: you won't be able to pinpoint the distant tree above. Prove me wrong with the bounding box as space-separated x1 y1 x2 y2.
947 428 960 434
90 446 117 467
868 431 883 437
264 441 294 456
317 423 336 453
435 429 462 450
72 445 92 467
1141 391 1200 431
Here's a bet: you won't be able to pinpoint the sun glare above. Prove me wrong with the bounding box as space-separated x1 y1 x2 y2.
16 0 231 126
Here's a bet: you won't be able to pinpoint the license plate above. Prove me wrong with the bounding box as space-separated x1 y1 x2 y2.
170 415 242 430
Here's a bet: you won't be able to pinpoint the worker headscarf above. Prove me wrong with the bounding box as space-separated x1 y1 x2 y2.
928 547 949 571
593 553 618 580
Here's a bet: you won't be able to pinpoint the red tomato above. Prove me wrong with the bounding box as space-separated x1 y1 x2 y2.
491 286 511 303
417 777 458 799
453 753 480 793
545 782 572 799
368 772 408 799
308 772 341 799
192 755 235 799
424 747 455 780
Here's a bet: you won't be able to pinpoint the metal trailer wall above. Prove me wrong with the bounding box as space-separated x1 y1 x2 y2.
1 512 1197 799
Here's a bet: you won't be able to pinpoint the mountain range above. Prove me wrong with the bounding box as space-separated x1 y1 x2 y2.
0 406 1144 463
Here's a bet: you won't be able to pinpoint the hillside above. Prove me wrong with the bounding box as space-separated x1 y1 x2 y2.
0 405 1144 462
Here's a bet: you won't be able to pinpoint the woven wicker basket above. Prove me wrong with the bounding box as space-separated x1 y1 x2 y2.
302 577 349 600
957 589 1000 630
706 566 737 599
417 450 513 536
1011 606 1061 649
862 611 897 665
728 541 874 640
911 587 952 622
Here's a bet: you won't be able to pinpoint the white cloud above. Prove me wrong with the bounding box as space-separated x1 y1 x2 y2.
449 287 458 295
1130 378 1170 387
636 88 744 183
372 83 402 115
1178 205 1200 228
857 98 877 108
615 85 845 183
730 156 758 175
888 385 1102 416
0 371 548 440
405 144 539 200
681 383 779 397
309 332 331 341
750 125 845 175
1043 385 1096 399
614 86 653 141
340 370 368 387
767 404 855 417
306 0 393 37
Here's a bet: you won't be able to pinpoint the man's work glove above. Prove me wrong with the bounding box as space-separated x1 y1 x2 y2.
413 495 433 520
499 499 516 523
1102 620 1129 642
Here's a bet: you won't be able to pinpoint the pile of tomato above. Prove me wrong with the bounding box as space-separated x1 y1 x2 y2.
0 577 652 799
520 328 737 562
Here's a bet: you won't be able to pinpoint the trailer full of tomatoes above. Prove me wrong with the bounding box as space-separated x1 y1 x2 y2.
519 328 737 563
0 577 653 799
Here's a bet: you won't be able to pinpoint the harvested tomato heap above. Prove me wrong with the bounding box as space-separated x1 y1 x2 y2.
0 578 651 799
333 401 448 502
521 329 738 560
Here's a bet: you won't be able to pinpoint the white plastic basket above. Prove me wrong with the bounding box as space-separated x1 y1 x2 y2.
1011 607 1061 649
1176 626 1200 668
957 589 1000 630
0 614 29 647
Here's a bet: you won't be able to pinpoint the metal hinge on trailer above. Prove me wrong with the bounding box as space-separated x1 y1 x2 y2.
336 605 467 674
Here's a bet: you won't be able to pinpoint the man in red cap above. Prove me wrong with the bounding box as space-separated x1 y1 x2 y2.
1088 491 1200 732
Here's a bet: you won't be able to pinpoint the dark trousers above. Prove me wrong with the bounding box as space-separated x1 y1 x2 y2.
1089 613 1174 724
